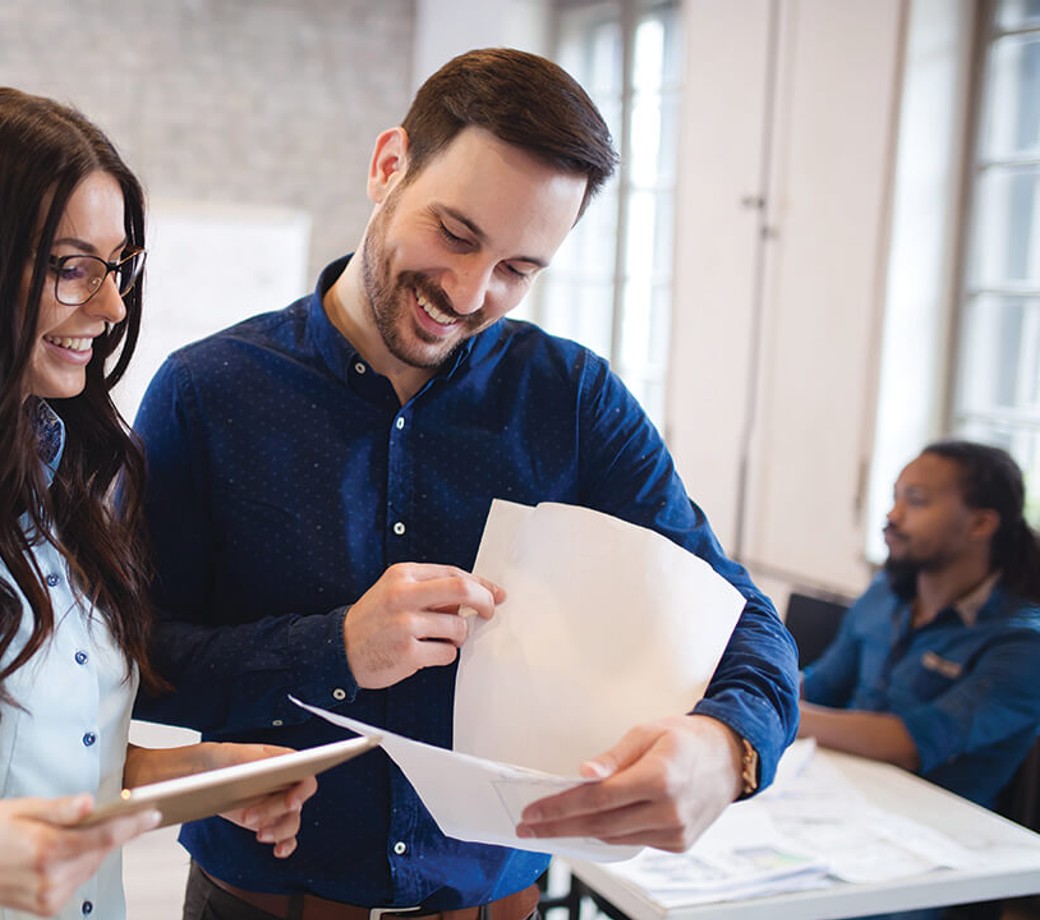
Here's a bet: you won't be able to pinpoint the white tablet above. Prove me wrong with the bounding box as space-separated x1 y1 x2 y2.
80 735 380 828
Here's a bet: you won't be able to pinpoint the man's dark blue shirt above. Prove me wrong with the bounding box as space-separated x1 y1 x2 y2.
134 256 799 908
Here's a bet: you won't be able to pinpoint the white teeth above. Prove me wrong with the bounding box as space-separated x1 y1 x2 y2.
45 336 92 352
415 290 455 326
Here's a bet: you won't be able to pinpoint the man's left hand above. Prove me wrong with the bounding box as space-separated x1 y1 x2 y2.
516 714 744 852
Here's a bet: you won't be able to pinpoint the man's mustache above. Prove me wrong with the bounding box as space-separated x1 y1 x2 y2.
400 271 485 328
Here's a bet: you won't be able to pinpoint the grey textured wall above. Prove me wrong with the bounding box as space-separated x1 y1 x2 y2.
0 0 416 278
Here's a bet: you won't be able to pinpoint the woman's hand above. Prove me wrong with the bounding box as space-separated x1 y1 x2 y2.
0 795 159 916
202 744 317 858
124 742 318 858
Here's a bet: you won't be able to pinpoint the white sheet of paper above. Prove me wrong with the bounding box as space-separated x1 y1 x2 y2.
290 697 637 862
290 501 746 864
454 500 747 775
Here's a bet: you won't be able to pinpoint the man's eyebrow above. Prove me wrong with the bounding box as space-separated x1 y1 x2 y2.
437 205 548 268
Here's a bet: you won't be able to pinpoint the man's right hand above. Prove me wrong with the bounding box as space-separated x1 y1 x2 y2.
343 562 505 689
0 795 159 917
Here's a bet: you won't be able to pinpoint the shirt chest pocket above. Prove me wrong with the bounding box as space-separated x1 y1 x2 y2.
909 650 965 700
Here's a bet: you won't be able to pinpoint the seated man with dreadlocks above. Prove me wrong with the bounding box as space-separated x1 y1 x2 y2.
799 440 1040 816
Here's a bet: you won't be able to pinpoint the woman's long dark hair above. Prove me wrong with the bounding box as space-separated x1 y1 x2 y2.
0 87 162 702
923 440 1040 604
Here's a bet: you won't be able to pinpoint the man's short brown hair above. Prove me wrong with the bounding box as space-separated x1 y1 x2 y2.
401 48 618 219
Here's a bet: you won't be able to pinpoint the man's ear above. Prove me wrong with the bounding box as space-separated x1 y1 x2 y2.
969 507 1001 543
368 127 409 204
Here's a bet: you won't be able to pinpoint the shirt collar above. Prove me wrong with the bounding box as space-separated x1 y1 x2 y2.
306 254 481 388
27 396 65 485
952 571 1001 626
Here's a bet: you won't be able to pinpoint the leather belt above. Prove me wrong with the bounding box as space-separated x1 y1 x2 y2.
200 867 542 920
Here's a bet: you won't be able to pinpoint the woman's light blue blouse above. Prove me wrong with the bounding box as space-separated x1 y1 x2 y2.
0 401 136 920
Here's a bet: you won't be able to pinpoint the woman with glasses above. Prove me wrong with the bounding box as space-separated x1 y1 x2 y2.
0 87 317 920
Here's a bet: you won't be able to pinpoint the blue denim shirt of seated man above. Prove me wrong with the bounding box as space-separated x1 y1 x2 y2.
801 440 1040 812
802 571 1040 808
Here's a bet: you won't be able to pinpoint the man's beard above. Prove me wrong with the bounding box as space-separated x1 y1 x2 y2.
360 194 486 370
883 555 921 601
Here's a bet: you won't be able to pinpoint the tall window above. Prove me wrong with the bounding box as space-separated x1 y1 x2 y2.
524 0 680 427
953 0 1040 522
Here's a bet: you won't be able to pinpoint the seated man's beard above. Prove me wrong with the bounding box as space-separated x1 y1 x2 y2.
884 556 921 601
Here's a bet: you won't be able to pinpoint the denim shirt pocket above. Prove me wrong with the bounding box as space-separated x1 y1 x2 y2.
911 650 964 699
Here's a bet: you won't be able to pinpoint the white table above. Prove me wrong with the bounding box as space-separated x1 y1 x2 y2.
568 749 1040 920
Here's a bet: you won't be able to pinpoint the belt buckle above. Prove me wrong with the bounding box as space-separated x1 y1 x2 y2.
370 907 422 920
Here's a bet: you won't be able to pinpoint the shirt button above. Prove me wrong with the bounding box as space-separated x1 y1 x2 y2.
45 573 60 587
82 901 93 916
393 522 406 536
393 841 407 855
74 650 89 665
332 688 347 701
395 417 405 430
272 719 284 727
354 361 366 375
82 732 97 747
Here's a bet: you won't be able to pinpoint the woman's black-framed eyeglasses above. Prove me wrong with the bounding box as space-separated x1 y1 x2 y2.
47 248 147 306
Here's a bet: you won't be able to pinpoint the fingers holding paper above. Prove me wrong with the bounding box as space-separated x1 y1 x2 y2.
516 714 744 852
343 562 506 689
202 744 318 859
0 795 159 916
125 742 318 859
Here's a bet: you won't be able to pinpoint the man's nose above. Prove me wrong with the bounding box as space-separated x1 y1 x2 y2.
443 260 494 316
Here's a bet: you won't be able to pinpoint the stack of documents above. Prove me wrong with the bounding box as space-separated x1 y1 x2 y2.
603 844 830 907
754 740 979 886
584 739 988 909
295 499 747 862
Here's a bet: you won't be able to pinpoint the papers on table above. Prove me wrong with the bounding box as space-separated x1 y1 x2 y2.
293 499 748 862
603 844 831 908
587 739 992 909
758 745 979 885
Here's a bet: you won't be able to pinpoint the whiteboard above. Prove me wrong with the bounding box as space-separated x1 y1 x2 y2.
114 198 311 422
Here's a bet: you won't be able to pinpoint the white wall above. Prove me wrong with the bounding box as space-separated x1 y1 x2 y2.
865 0 976 564
412 0 552 86
414 0 963 606
668 0 910 599
664 0 776 555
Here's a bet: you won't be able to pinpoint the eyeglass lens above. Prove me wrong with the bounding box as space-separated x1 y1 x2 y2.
54 251 144 305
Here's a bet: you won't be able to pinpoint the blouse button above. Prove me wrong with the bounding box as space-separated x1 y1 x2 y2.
45 573 60 587
332 688 347 701
393 522 406 536
74 651 89 666
82 732 97 747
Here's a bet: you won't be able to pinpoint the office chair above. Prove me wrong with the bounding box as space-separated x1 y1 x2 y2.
783 590 851 668
1000 735 1040 833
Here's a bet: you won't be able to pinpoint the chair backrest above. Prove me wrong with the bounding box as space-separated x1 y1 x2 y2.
784 591 851 669
999 735 1040 832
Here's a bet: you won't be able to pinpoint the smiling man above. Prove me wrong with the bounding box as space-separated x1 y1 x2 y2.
134 48 799 920
800 441 1040 817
